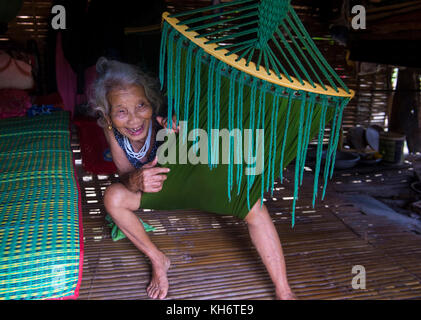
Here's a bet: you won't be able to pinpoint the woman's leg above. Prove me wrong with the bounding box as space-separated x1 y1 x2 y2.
103 182 171 299
244 199 297 300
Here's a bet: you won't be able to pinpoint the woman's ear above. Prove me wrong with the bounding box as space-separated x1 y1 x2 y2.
104 115 113 130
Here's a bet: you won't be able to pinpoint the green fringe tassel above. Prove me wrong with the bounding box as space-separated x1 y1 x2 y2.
174 36 183 127
166 28 176 130
236 72 245 196
159 22 169 89
299 93 316 185
268 90 281 196
228 69 239 201
329 98 348 179
246 78 258 211
291 92 307 227
279 88 293 183
312 96 328 207
182 42 195 143
193 48 204 153
258 83 267 208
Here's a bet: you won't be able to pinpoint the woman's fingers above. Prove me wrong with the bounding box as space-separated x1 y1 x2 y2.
139 166 170 193
144 167 170 177
156 116 168 128
144 176 166 192
143 184 163 193
156 116 165 128
156 115 179 133
147 175 167 183
171 115 180 133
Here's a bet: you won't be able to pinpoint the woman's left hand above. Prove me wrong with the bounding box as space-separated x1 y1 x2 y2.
156 115 179 133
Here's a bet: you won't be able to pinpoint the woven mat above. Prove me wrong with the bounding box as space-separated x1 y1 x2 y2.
0 112 83 300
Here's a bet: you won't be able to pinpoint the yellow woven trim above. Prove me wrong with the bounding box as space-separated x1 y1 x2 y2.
163 12 355 99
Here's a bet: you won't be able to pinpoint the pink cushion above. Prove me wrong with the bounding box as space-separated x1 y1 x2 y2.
0 50 34 90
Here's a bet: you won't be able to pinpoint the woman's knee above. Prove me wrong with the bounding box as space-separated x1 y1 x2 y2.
104 183 140 212
104 183 126 210
245 198 269 225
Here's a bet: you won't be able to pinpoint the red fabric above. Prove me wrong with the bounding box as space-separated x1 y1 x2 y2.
73 116 117 175
55 33 97 117
33 92 65 109
0 88 32 119
55 33 77 116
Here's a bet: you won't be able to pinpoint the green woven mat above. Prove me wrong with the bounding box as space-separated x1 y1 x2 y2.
0 112 82 300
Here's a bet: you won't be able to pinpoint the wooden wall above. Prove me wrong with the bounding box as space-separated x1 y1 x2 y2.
3 0 51 53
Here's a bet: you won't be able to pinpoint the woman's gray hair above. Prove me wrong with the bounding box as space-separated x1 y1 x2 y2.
90 57 164 127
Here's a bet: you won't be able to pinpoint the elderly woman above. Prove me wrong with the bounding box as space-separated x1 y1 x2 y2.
91 57 296 300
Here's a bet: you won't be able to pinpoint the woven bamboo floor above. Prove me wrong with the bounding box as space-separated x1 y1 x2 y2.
71 127 421 300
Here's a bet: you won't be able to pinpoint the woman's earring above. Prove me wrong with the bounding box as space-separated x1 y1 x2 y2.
108 124 112 130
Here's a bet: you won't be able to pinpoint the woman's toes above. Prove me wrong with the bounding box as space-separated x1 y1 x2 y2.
147 284 155 297
158 289 167 300
153 288 159 298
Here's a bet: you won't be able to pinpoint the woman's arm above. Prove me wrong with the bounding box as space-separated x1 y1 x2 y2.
103 127 140 193
103 127 169 193
103 127 135 176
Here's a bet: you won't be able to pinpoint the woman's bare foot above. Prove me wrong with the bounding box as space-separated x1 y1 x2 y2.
276 289 298 300
146 254 171 299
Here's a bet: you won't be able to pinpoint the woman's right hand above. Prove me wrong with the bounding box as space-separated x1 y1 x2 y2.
127 156 170 193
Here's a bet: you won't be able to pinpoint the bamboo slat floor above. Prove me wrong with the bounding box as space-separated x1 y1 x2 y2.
71 128 421 300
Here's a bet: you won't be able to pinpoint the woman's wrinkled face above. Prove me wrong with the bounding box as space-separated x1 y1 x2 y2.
107 84 153 144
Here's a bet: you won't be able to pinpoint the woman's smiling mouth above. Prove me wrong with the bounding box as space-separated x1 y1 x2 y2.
126 124 145 136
